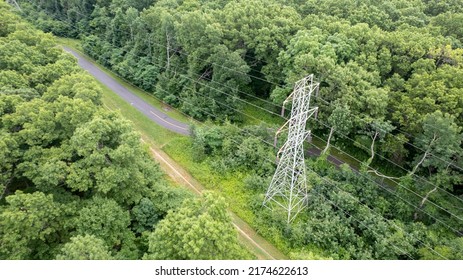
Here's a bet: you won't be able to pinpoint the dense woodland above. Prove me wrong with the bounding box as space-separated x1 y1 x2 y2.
0 2 249 260
1 0 463 259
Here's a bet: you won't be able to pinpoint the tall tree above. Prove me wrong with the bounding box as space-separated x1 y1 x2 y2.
322 103 353 154
56 234 113 260
144 192 246 260
0 191 66 259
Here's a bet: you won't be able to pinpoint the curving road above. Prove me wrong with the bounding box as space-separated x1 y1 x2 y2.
63 47 190 135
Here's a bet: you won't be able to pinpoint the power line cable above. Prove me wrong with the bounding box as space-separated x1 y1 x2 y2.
24 2 463 234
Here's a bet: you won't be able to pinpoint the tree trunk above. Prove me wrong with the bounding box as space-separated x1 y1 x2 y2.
7 0 21 11
366 131 379 167
414 186 438 221
409 133 437 176
322 127 335 154
165 28 170 70
367 169 399 180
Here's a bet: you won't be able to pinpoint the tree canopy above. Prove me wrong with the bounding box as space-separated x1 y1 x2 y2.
144 192 247 260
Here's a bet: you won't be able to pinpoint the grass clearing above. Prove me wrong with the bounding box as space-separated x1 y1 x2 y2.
242 101 283 126
56 37 83 52
162 138 257 222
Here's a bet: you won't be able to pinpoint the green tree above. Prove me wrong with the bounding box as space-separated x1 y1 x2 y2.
322 103 353 154
74 197 138 259
56 234 113 260
393 65 463 132
0 191 65 259
67 111 164 206
42 72 102 104
412 111 462 174
131 197 160 234
144 192 245 260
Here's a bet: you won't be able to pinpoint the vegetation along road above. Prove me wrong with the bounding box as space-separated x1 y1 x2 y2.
64 47 190 136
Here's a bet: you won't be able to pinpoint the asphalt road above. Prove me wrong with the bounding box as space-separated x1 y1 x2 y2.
63 47 190 136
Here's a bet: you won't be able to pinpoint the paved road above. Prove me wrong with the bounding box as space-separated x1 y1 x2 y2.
63 47 190 136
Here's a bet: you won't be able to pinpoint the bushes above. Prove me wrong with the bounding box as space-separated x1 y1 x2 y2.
192 123 276 176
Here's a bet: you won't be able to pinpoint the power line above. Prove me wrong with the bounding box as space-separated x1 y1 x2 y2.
152 52 463 230
306 170 445 260
155 83 439 260
147 72 458 256
152 48 463 212
82 41 449 258
304 179 418 259
307 133 463 236
31 2 463 174
30 6 462 238
62 27 463 231
308 108 463 207
132 22 463 173
313 95 463 173
176 97 442 259
35 1 463 149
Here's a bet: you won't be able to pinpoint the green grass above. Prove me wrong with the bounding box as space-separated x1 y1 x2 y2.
162 138 257 222
241 101 283 126
56 37 83 52
162 139 301 258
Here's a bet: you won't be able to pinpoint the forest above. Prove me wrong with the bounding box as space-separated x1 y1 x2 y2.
1 0 463 259
0 2 249 260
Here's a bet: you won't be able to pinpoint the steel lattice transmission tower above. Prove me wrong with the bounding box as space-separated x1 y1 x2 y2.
263 75 319 223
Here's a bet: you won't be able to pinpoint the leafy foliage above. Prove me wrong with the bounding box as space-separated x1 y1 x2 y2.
56 235 113 260
144 192 247 260
0 6 200 260
0 191 66 259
